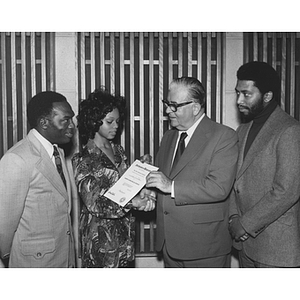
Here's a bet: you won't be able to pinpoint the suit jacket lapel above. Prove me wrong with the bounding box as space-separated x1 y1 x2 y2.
162 130 178 177
237 107 280 179
27 131 69 200
170 116 209 178
236 122 252 176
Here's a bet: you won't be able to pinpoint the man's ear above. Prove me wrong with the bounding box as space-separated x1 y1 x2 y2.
192 102 201 115
263 91 273 103
39 117 49 130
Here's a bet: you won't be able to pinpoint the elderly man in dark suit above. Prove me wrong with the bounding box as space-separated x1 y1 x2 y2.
229 61 300 267
146 77 238 267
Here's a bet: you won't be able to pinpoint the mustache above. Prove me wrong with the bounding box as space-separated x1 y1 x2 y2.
237 105 249 109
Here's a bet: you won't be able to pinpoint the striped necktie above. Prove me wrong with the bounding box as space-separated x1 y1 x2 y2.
53 145 67 188
172 132 188 169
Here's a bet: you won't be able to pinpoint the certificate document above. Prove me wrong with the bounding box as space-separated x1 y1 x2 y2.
104 159 158 206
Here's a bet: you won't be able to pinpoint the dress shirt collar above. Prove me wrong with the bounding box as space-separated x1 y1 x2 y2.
31 128 54 160
178 113 205 146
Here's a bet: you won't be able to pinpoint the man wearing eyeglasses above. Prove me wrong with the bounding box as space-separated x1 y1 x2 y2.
146 77 238 267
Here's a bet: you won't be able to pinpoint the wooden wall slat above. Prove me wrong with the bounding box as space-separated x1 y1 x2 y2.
263 32 268 62
119 32 125 147
139 32 145 156
90 32 95 93
41 33 47 91
178 32 183 77
137 33 145 252
30 33 36 95
11 32 17 145
221 33 226 123
149 32 154 157
187 32 192 76
290 33 295 117
168 32 173 89
216 32 221 123
75 32 79 111
158 33 164 142
272 32 277 70
49 33 55 91
80 33 86 99
100 32 105 87
129 32 135 164
1 33 8 154
21 32 27 136
150 32 159 253
110 32 115 95
197 33 202 81
206 33 212 118
253 32 258 61
281 33 287 110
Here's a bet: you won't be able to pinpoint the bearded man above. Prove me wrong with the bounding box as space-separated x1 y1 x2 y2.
229 61 300 268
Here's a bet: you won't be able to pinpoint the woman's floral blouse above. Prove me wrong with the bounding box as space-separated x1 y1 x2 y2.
72 140 135 268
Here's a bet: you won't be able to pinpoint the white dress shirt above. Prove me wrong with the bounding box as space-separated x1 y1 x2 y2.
31 128 57 166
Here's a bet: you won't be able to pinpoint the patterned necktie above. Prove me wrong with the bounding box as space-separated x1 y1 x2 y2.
172 132 188 169
53 145 67 188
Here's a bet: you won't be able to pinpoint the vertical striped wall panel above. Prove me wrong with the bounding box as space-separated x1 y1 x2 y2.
76 32 226 254
0 32 55 157
244 32 300 120
76 32 226 163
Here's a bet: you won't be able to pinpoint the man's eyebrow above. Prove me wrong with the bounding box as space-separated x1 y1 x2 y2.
235 88 249 93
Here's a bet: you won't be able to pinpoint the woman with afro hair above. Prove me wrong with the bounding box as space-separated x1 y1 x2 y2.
72 88 155 268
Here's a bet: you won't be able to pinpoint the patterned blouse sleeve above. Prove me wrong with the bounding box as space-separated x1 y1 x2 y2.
72 153 128 218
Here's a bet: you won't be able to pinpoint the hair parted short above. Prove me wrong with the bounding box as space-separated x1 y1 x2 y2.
27 91 67 129
171 77 206 107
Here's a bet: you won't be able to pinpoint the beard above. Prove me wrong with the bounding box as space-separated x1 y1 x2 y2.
238 99 265 123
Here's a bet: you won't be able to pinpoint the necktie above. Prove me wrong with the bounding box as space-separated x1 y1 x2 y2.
172 132 188 169
53 145 67 188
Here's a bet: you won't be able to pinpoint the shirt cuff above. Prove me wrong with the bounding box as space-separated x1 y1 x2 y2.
171 181 175 198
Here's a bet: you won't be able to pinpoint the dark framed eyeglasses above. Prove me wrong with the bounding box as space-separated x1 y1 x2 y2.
162 99 194 112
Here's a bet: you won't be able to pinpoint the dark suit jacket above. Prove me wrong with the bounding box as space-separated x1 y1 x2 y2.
155 115 238 260
0 130 75 267
229 106 300 267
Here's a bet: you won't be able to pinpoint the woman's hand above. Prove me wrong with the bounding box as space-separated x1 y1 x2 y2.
139 154 152 164
132 189 156 211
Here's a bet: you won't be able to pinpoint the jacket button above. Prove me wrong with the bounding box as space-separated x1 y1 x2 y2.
164 211 169 215
236 189 240 194
67 231 71 235
36 252 42 257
